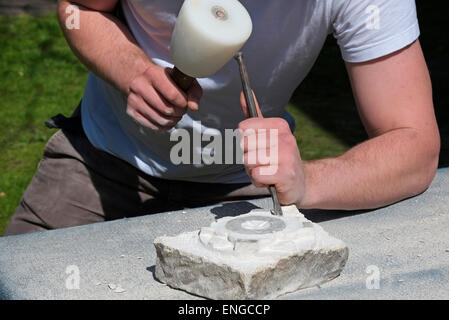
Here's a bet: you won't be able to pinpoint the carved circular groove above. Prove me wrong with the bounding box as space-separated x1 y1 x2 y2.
242 220 271 231
225 216 286 235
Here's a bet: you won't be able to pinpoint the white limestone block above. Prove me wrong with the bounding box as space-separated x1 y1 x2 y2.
154 205 349 300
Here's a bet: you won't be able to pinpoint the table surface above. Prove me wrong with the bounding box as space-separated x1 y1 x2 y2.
1 169 449 300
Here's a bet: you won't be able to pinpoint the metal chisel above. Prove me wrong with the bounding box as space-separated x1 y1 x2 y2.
234 52 283 216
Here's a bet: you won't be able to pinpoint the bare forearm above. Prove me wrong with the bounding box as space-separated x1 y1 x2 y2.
58 0 153 94
301 128 439 210
241 42 439 211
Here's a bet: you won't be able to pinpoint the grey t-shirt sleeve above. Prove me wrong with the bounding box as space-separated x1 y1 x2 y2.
332 0 420 63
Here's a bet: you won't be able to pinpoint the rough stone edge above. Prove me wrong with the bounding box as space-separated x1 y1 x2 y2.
154 241 248 299
154 238 349 300
248 246 349 299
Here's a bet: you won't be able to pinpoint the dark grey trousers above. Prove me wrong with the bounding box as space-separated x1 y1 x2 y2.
4 123 269 236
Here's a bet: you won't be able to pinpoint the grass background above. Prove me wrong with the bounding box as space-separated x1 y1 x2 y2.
0 14 87 233
0 1 447 235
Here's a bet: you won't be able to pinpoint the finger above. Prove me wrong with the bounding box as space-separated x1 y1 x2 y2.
239 117 290 133
152 68 188 108
240 129 279 153
244 150 259 168
128 93 181 129
244 164 265 188
127 108 168 131
240 90 263 118
244 149 280 167
140 86 186 118
139 104 182 128
251 180 266 189
249 166 280 187
247 166 270 188
129 73 186 117
135 99 182 128
126 96 163 131
186 80 203 111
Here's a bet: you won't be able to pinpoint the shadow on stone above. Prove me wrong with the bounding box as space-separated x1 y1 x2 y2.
146 265 161 283
210 201 261 219
301 209 372 223
210 200 373 224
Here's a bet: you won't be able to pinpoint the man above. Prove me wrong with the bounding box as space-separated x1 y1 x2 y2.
4 0 440 235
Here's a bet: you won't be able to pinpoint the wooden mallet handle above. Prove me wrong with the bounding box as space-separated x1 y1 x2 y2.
171 67 195 92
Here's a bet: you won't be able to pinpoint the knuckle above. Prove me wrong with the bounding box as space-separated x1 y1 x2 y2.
275 118 290 131
144 64 158 78
244 152 256 166
239 118 255 129
129 95 140 107
165 89 180 104
251 167 261 180
238 122 247 131
242 127 256 137
127 92 136 104
129 79 139 92
130 77 146 94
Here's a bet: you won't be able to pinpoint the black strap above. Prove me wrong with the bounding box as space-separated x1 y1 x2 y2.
45 103 82 132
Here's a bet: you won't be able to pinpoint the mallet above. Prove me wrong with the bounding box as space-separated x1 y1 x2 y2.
170 0 253 91
170 0 282 216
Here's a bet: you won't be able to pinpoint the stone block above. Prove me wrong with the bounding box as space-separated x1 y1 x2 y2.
154 205 349 299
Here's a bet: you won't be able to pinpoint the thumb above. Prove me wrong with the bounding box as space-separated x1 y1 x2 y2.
240 90 263 118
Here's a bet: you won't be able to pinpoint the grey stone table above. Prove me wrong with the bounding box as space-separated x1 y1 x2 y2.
1 169 449 300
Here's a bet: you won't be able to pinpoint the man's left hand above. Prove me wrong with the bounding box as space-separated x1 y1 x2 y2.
238 93 306 206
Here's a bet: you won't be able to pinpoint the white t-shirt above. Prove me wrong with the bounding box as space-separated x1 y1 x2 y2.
81 0 420 183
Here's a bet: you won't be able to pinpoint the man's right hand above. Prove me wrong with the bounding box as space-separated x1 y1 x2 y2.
126 65 203 131
58 1 202 131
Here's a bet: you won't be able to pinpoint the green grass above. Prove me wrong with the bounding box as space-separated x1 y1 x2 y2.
0 13 87 233
286 36 367 160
